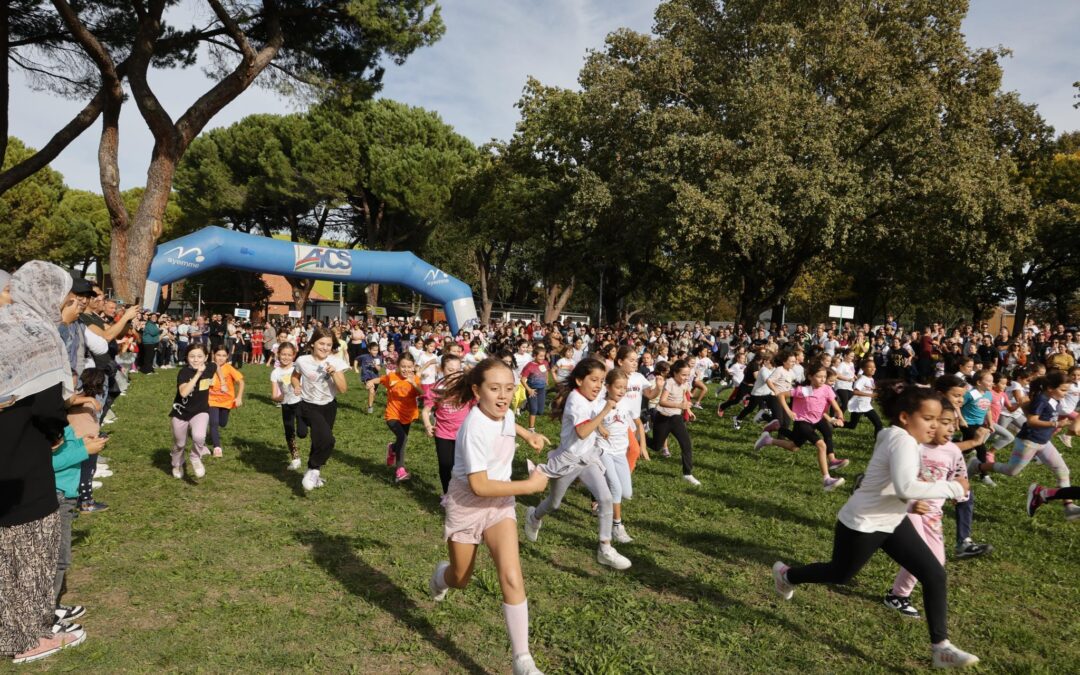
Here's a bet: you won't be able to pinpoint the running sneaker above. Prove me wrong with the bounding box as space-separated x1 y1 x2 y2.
212 447 223 458
931 641 980 669
289 457 302 471
883 592 921 618
55 605 86 622
753 409 769 424
91 480 103 489
828 458 850 471
692 402 703 409
612 523 634 543
754 432 772 452
94 469 114 478
78 500 108 513
732 418 741 430
1026 483 1044 517
367 406 374 414
394 467 411 483
772 561 794 600
980 475 997 487
512 653 545 675
385 442 395 467
524 506 542 542
763 419 781 433
661 447 671 458
429 560 451 601
1061 434 1073 448
171 466 183 479
301 468 320 492
954 538 993 559
1063 503 1080 522
190 456 206 479
596 544 632 570
683 474 702 487
823 476 845 492
716 408 725 418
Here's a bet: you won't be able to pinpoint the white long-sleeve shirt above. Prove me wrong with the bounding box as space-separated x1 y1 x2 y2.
838 426 966 533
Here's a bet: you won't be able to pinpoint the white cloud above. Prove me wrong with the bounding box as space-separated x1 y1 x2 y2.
8 0 1077 193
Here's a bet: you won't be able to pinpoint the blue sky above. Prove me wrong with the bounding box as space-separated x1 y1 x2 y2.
10 0 1080 192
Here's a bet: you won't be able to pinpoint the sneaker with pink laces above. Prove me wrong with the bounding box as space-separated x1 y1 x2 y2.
394 466 411 483
386 442 395 467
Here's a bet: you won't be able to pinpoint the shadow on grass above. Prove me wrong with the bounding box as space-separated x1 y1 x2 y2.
633 518 795 567
333 451 445 515
295 529 488 675
245 392 278 407
698 491 832 530
234 437 306 497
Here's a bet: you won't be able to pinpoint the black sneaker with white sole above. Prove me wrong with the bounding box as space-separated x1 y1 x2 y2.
883 592 921 618
55 604 86 622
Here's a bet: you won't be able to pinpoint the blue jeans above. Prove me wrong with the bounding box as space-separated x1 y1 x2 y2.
527 386 546 415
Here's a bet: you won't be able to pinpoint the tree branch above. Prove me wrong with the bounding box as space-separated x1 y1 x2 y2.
126 0 178 146
206 0 256 62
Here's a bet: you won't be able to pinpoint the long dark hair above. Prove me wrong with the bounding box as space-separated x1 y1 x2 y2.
441 357 511 407
78 368 106 399
551 358 606 419
1024 371 1068 415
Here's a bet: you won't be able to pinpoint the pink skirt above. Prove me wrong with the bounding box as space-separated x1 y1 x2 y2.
443 478 516 544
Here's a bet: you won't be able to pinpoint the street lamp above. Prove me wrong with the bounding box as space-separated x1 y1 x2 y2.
196 283 203 318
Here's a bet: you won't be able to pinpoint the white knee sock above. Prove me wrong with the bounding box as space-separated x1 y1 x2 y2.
503 600 529 658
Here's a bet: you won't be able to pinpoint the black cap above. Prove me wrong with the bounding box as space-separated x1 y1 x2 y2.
70 276 96 297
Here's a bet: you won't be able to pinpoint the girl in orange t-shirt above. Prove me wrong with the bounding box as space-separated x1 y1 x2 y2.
368 352 423 483
209 346 245 457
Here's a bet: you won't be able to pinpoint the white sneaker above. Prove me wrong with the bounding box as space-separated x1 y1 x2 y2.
315 476 326 488
823 476 846 492
524 506 542 542
612 523 634 543
171 466 183 479
91 481 103 489
1063 503 1080 522
772 561 794 600
981 475 997 487
190 456 206 479
512 653 545 675
95 469 114 478
429 560 450 601
1062 434 1073 448
754 432 772 452
288 458 302 471
96 463 110 471
753 409 769 423
301 469 320 492
931 641 980 668
597 544 632 570
683 474 702 487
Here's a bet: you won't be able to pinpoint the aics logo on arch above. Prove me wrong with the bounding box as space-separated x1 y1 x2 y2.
294 245 352 276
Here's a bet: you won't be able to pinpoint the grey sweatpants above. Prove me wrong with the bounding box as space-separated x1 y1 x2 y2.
533 462 613 542
54 493 78 602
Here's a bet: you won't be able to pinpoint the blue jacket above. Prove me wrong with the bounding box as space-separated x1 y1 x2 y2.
52 426 89 498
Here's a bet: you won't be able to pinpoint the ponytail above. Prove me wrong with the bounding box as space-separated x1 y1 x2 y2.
1024 371 1068 416
878 380 940 423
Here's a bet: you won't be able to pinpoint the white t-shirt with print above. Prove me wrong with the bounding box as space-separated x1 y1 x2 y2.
271 365 301 405
835 362 856 391
294 354 350 405
452 406 517 482
848 375 875 413
417 352 440 385
596 404 631 456
557 389 601 459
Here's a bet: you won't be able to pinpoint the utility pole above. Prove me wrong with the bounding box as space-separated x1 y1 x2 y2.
196 284 203 318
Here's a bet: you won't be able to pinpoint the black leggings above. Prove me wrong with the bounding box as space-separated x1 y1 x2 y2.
1045 486 1080 501
766 395 790 429
649 413 693 475
208 406 231 448
718 382 753 412
281 402 308 442
736 395 769 421
786 518 948 644
301 399 337 469
779 418 834 454
434 437 455 494
846 409 883 435
836 389 852 412
387 420 411 469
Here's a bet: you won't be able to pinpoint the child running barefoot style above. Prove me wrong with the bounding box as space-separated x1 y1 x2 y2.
772 383 980 669
972 370 1079 521
754 363 850 492
208 346 245 458
883 405 969 619
427 358 551 675
270 342 308 470
369 352 423 483
293 328 349 492
169 344 216 479
422 354 471 494
524 359 634 569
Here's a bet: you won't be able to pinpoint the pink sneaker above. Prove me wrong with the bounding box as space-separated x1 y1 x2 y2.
828 458 849 471
394 467 411 483
823 476 846 492
764 419 781 433
386 442 395 467
754 432 772 451
12 630 86 664
212 447 223 458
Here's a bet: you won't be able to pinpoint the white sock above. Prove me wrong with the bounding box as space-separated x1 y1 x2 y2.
503 600 529 658
433 564 450 593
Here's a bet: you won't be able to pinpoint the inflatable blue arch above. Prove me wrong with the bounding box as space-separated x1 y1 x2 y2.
142 226 478 333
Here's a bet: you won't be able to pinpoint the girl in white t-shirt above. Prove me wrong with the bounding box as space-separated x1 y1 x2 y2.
845 359 882 435
596 369 636 543
416 338 441 397
270 342 307 470
427 358 550 675
832 352 856 412
612 346 658 471
290 328 350 492
772 384 979 669
554 346 575 385
524 358 632 571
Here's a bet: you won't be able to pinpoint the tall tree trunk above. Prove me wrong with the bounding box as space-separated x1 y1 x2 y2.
289 277 314 313
543 278 575 323
111 149 175 301
366 284 380 313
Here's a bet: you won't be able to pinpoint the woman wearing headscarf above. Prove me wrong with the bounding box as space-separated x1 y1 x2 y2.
0 261 87 663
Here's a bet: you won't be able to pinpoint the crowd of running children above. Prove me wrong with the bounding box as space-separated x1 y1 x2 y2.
4 268 1079 673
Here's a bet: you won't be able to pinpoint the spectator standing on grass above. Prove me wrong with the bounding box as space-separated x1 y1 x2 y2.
0 261 88 664
138 313 160 374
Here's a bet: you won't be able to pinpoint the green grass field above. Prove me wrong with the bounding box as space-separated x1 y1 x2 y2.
16 365 1080 673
